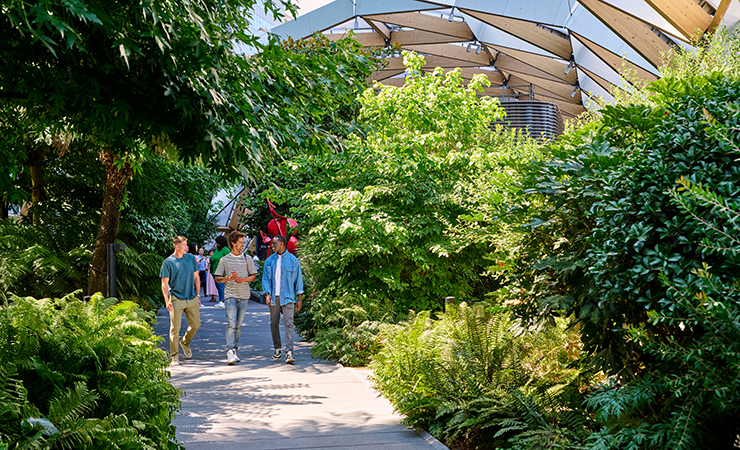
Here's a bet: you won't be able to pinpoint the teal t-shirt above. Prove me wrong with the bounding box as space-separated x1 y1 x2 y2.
160 253 199 300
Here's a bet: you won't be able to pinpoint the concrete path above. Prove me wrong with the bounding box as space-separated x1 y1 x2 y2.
155 301 447 450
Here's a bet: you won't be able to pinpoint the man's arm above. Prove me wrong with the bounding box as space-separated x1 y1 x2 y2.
161 277 173 312
213 257 230 283
235 258 257 283
294 260 304 312
262 260 274 305
193 270 200 298
234 274 256 283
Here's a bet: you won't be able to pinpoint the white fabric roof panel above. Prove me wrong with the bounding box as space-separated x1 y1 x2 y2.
271 0 738 118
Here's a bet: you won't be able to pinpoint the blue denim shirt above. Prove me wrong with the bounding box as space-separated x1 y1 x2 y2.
262 251 304 306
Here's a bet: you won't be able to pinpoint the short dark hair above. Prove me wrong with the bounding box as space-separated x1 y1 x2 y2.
228 231 245 246
272 235 287 246
215 235 228 250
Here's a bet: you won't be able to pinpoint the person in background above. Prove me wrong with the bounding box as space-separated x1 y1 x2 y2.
188 243 203 307
210 235 229 308
160 236 200 366
196 248 208 298
205 250 218 302
262 235 303 364
214 231 257 364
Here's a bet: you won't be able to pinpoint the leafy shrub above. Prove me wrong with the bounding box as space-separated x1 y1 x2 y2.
502 33 740 449
0 292 182 449
311 321 387 367
370 302 587 449
582 174 740 450
0 219 166 310
0 220 91 301
289 52 510 321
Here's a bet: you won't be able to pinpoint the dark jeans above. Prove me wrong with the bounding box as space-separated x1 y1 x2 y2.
216 282 225 303
199 270 207 296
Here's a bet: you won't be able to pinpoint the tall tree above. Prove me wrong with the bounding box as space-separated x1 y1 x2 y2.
1 0 381 295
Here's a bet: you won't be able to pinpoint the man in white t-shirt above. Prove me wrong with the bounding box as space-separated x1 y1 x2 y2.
262 235 303 364
214 231 257 365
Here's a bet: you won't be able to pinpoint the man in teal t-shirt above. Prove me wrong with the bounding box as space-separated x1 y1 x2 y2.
160 236 201 366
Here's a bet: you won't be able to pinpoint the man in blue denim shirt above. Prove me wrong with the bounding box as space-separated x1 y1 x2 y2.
262 235 303 364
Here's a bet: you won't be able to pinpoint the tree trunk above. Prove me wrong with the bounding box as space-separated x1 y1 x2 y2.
87 151 134 297
26 146 46 226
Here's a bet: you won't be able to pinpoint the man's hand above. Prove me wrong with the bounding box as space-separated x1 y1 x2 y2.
166 300 173 312
266 293 273 306
296 294 303 312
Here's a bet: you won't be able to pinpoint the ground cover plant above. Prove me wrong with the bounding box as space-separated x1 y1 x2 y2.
0 293 181 449
370 302 586 450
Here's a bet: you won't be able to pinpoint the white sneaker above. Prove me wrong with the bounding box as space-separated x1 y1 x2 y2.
272 349 282 361
216 301 225 308
227 349 237 365
285 351 295 364
234 350 241 362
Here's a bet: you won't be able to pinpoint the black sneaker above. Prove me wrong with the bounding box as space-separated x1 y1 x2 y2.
272 349 282 361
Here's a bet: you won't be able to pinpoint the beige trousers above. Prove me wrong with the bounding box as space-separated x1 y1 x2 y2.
169 296 201 357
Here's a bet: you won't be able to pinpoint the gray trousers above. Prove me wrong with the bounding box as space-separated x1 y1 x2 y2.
269 297 295 351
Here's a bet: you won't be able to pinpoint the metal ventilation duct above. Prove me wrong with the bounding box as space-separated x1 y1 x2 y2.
492 101 564 141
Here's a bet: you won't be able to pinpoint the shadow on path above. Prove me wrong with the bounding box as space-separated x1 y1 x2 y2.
154 301 447 450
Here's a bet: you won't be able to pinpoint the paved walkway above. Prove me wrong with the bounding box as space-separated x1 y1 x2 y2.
155 301 447 450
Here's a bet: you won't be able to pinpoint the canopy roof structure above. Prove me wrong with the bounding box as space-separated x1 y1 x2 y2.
272 0 739 120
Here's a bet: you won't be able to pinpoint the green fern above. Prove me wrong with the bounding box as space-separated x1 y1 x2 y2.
0 292 183 449
371 302 589 449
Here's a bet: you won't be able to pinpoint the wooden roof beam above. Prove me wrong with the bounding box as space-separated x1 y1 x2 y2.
325 32 385 47
377 54 484 73
461 9 572 59
644 0 711 40
578 0 672 69
365 18 391 40
363 11 473 40
391 29 469 45
486 45 577 85
505 70 581 103
707 0 733 35
456 67 505 86
571 32 658 83
404 43 491 66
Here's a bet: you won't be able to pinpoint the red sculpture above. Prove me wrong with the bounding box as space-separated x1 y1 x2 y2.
261 199 298 255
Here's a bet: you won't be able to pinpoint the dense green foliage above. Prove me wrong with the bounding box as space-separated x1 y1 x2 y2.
371 303 585 449
497 33 740 447
0 151 220 308
0 293 181 449
279 53 543 336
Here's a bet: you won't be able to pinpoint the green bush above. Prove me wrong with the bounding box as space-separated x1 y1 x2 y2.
290 52 518 322
370 303 587 449
0 292 182 449
311 321 387 367
504 35 740 448
582 172 740 450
